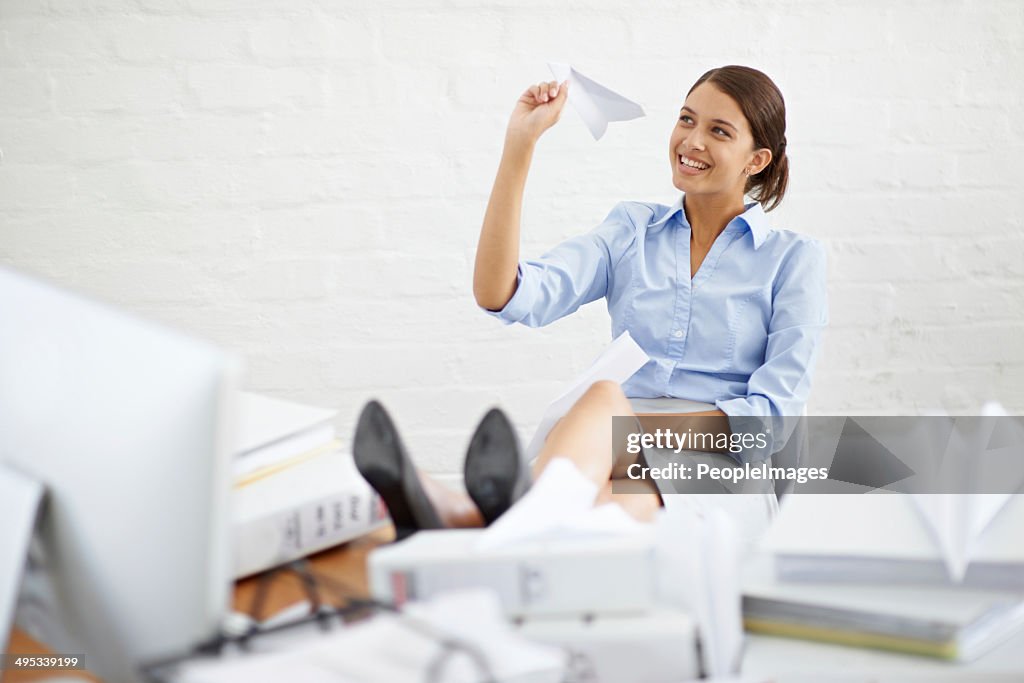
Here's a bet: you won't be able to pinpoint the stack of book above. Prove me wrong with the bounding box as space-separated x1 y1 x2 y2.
742 494 1024 662
231 393 387 579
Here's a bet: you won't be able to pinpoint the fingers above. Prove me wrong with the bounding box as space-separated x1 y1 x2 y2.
507 79 570 143
528 80 567 105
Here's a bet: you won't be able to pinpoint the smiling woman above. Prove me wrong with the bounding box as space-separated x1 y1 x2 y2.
673 67 789 213
474 63 824 409
466 64 826 505
356 66 829 538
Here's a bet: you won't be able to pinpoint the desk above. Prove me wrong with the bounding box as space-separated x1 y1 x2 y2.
1 528 392 683
231 527 390 621
6 526 1024 681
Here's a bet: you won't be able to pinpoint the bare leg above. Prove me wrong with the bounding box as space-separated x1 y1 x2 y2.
533 380 662 513
417 379 659 527
419 474 485 528
531 380 636 485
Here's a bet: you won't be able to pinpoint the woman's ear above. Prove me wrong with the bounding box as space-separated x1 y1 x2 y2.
748 148 773 176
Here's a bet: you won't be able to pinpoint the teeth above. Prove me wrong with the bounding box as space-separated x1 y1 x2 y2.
679 155 709 170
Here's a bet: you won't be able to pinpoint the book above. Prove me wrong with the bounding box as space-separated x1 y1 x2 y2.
234 392 338 479
231 444 388 578
762 495 1024 590
742 553 1024 661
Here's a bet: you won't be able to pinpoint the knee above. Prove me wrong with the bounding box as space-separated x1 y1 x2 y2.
584 379 627 404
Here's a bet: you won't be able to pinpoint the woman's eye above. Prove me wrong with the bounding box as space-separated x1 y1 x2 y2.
678 116 728 137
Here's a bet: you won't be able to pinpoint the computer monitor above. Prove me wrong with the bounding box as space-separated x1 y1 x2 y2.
0 266 241 682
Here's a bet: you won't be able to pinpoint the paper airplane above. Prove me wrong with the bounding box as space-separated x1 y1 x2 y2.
548 62 645 140
910 405 1014 582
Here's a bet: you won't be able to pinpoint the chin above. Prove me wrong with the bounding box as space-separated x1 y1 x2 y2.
672 174 694 192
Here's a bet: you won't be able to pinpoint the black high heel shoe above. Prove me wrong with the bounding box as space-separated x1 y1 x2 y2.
352 400 443 542
463 407 530 525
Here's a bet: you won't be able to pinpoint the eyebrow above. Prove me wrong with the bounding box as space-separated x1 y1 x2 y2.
680 106 738 132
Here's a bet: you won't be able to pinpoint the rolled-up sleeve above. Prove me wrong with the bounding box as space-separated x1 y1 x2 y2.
716 239 828 456
483 202 637 328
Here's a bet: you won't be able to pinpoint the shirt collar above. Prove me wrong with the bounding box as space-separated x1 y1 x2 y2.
737 200 771 250
649 195 685 231
649 195 772 249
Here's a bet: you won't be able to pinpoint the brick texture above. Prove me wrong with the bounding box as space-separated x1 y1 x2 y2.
2 0 1022 473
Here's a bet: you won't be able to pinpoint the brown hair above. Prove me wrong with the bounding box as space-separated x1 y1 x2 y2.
688 65 788 212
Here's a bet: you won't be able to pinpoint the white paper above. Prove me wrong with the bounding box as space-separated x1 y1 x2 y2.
654 507 742 678
910 405 1015 582
237 392 337 455
399 589 566 678
477 458 646 551
548 63 645 140
910 491 1015 583
525 331 650 460
0 465 44 652
178 590 565 683
233 392 339 479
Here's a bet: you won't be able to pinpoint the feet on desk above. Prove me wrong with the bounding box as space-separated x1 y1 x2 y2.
353 400 443 542
464 408 531 526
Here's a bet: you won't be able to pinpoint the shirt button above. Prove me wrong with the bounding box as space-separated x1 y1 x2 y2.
672 330 683 339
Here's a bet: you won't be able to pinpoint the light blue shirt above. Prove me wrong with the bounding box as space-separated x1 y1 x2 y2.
485 196 828 454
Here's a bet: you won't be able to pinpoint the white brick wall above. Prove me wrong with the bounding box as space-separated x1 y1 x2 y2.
2 0 1022 474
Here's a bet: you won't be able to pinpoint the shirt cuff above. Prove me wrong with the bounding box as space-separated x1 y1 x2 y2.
480 264 538 325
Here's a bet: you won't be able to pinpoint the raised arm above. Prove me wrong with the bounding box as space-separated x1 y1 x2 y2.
473 80 568 311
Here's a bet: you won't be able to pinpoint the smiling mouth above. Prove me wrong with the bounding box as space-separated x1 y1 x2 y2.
678 155 710 171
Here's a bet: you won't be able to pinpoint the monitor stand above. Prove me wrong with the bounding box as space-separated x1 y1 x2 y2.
0 464 44 651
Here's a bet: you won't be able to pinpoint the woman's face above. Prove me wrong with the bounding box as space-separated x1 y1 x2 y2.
669 81 771 200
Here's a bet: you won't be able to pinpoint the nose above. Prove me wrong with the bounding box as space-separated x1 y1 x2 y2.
684 128 706 151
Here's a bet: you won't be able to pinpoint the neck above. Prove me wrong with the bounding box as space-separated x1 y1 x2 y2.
683 193 747 246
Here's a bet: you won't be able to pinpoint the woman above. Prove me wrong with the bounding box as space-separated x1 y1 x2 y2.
476 65 826 428
356 66 827 537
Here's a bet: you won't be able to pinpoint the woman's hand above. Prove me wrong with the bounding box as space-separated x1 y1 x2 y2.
506 80 569 146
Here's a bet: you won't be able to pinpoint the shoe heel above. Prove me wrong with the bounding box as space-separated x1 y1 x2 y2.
353 400 442 541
